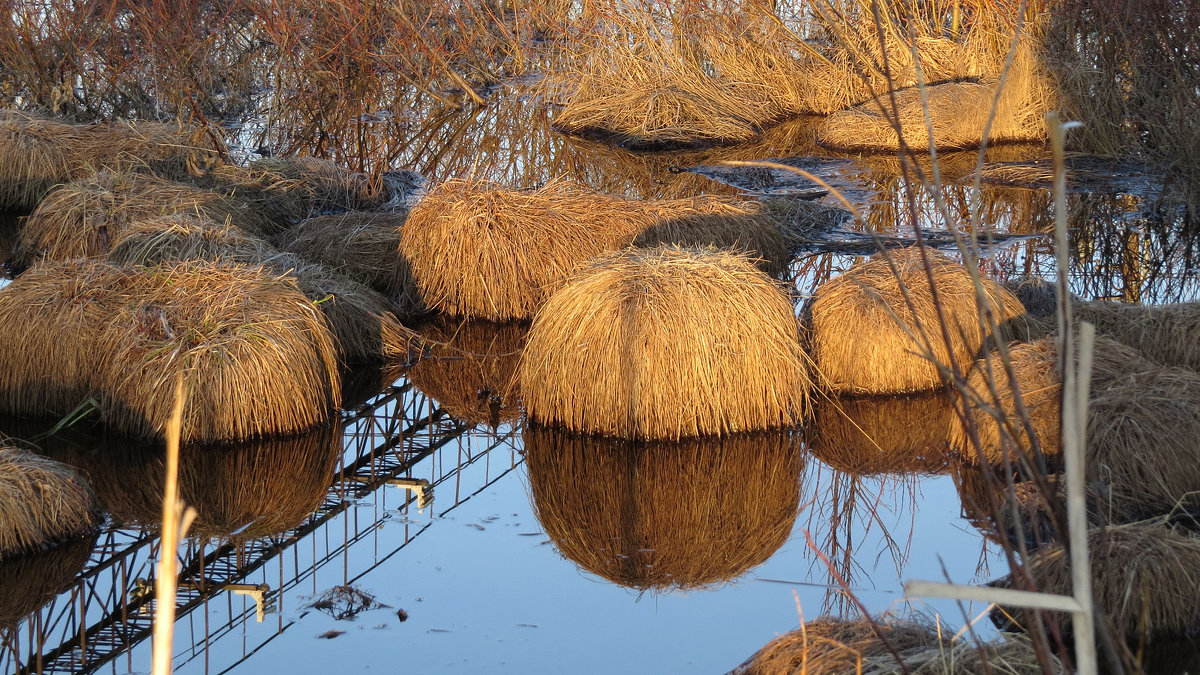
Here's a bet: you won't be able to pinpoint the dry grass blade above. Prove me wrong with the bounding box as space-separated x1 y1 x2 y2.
523 425 804 591
0 260 340 442
0 446 99 557
808 247 1026 395
520 245 812 440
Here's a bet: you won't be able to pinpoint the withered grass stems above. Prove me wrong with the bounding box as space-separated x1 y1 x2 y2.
401 178 788 321
519 246 812 440
523 425 804 590
0 446 99 557
0 260 340 442
808 248 1026 395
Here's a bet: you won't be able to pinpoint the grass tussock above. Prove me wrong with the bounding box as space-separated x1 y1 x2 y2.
806 392 955 475
0 531 95 628
51 424 342 540
0 115 226 210
12 170 278 269
408 318 527 427
520 245 812 440
0 260 340 442
523 425 804 591
734 615 1053 674
401 179 786 321
995 524 1200 639
0 446 99 557
808 247 1026 395
105 216 418 363
278 210 420 313
1074 300 1200 372
950 335 1156 465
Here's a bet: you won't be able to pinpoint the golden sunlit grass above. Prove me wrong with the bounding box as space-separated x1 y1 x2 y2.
519 245 812 440
12 171 279 269
0 446 99 557
401 179 787 321
523 425 804 591
0 260 340 442
735 615 1052 674
808 247 1026 395
995 524 1200 639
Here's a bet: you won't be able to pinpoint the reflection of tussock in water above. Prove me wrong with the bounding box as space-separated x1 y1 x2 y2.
522 426 804 591
0 531 97 629
732 615 1052 674
34 422 342 541
408 317 527 427
805 392 954 475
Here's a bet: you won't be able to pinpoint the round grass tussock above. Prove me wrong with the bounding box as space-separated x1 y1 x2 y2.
106 213 277 266
520 246 812 439
994 524 1200 638
408 317 527 427
0 116 81 210
808 247 1026 395
0 260 340 442
0 531 96 628
806 392 955 475
249 156 387 212
1074 300 1200 372
951 336 1158 465
45 424 342 541
0 446 99 558
523 425 804 591
12 171 278 269
734 616 1052 674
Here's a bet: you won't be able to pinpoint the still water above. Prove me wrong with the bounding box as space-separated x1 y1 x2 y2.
0 83 1195 673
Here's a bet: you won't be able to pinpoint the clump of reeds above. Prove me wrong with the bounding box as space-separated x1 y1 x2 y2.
106 214 277 266
1074 300 1200 372
0 446 99 557
950 335 1156 465
250 156 389 211
1086 367 1200 518
994 523 1200 639
0 531 95 628
520 245 812 440
0 260 340 442
0 115 226 211
815 42 1054 151
806 392 955 475
47 424 341 540
401 178 789 320
407 317 526 427
808 247 1026 395
734 615 1053 674
277 210 420 314
523 425 804 591
11 170 278 269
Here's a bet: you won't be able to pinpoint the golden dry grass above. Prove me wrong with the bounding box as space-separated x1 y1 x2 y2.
1087 366 1200 518
735 616 1052 674
950 335 1156 465
0 446 99 557
816 44 1054 151
401 178 788 320
52 424 341 540
995 524 1200 638
806 392 955 475
250 156 389 211
407 317 526 427
0 115 226 211
277 210 420 314
523 425 804 590
1074 300 1200 372
808 247 1026 395
0 531 95 628
0 260 340 442
12 170 279 269
520 246 812 440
